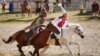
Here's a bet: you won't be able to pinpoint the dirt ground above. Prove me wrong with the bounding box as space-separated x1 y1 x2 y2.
0 19 100 56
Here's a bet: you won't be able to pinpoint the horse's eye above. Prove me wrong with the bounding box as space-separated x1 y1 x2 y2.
77 29 80 31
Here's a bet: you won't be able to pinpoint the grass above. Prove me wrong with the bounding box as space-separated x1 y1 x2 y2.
0 9 100 23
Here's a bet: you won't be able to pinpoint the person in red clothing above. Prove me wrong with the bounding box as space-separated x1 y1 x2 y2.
92 0 99 16
1 0 6 14
51 3 68 45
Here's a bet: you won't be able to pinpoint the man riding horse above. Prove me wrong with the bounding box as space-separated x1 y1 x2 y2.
24 11 47 45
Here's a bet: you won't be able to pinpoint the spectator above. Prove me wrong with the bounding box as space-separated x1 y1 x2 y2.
92 0 99 16
79 1 84 14
9 1 13 13
1 0 6 14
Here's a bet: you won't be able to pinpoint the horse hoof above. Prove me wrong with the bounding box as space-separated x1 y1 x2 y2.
20 54 25 56
29 51 32 56
78 53 80 56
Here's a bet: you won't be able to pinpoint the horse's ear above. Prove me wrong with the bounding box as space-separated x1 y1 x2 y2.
49 20 52 24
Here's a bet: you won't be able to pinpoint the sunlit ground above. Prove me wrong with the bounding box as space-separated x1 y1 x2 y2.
0 6 100 56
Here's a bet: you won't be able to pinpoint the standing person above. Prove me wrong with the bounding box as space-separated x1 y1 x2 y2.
51 3 69 45
35 2 42 15
35 1 48 15
48 2 54 13
9 1 13 13
79 1 84 14
20 0 28 18
92 0 99 16
1 0 6 14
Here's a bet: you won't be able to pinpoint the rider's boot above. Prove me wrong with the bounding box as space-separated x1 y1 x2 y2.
28 39 30 46
55 39 60 46
28 38 32 46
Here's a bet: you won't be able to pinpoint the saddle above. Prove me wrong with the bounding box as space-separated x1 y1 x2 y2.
26 26 45 38
26 30 33 38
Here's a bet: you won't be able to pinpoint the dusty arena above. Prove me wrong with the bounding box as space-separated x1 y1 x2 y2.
0 18 100 56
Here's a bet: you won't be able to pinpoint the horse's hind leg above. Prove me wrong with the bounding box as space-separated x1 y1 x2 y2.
17 44 25 56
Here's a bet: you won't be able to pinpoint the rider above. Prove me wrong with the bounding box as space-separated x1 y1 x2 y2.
52 3 69 45
10 8 47 46
24 6 47 45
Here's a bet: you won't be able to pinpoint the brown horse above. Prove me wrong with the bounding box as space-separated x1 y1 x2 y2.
21 1 32 18
2 22 60 56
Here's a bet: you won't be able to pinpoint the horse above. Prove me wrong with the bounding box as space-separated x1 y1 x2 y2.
21 1 32 18
2 22 60 56
39 23 85 56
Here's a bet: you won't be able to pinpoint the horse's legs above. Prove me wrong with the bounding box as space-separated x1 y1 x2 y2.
33 49 39 56
36 49 39 56
62 39 74 56
69 42 81 56
65 43 73 56
29 49 37 56
40 44 49 56
17 44 25 56
29 49 39 56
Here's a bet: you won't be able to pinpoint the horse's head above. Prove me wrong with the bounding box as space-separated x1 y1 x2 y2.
47 22 60 34
75 24 84 39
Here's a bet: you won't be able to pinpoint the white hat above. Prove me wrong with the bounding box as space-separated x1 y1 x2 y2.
57 3 67 14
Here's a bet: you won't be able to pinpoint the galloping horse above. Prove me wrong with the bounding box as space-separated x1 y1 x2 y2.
2 22 60 56
40 23 84 56
60 23 84 56
21 1 32 18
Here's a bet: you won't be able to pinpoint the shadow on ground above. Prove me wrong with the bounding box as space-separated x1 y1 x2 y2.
83 16 100 21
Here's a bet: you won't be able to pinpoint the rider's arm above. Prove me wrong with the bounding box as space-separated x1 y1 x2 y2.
30 20 35 27
23 25 30 30
23 19 36 30
52 17 59 24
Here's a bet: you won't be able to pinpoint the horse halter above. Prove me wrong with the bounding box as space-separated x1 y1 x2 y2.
75 25 84 38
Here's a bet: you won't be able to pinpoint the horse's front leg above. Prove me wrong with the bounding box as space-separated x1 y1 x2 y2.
40 44 49 56
36 49 39 56
17 44 25 56
61 39 74 56
29 49 39 56
69 42 81 56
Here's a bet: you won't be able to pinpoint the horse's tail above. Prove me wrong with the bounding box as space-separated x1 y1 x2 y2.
2 30 25 44
2 36 13 44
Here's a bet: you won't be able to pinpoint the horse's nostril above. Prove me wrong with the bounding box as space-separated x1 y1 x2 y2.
81 35 84 39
